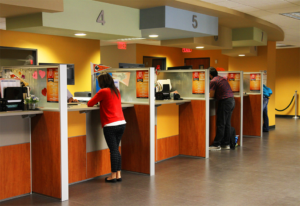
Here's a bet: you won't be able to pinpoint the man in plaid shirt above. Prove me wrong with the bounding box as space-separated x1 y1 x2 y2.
209 67 235 150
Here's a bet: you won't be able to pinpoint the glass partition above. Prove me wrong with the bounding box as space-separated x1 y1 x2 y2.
157 69 209 100
218 71 243 97
243 72 263 95
1 65 61 110
92 68 152 104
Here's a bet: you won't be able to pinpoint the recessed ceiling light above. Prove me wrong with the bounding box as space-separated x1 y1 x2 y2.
196 46 204 49
149 34 159 38
280 12 300 20
239 54 245 57
75 33 86 36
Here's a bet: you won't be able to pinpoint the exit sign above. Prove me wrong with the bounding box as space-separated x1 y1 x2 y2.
182 48 192 53
118 42 127 50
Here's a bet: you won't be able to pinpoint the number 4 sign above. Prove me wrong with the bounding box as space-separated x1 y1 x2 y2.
96 10 105 25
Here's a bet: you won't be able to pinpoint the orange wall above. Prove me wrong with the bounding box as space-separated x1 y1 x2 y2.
136 44 183 68
228 41 276 126
183 50 229 70
0 29 100 95
275 48 300 116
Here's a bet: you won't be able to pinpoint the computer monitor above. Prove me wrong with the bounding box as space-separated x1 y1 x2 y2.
167 66 193 70
119 63 145 68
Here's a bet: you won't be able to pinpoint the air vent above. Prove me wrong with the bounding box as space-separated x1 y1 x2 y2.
280 12 300 20
276 44 294 47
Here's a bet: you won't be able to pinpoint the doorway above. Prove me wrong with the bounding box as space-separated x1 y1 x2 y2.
184 58 210 69
143 56 167 70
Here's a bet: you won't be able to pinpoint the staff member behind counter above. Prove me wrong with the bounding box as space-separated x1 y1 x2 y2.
67 89 79 103
209 67 235 151
87 72 126 183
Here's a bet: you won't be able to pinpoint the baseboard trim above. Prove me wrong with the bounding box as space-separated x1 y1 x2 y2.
276 115 300 118
269 125 275 130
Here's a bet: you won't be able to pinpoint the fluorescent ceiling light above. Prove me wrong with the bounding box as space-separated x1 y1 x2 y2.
75 33 86 36
280 12 300 20
116 38 146 41
149 34 159 38
196 46 204 49
238 54 245 57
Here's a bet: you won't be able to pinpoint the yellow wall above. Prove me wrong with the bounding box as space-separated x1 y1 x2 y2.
157 104 179 139
275 48 300 116
0 29 100 95
228 41 277 126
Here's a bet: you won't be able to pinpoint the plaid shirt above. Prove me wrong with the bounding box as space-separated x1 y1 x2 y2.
210 76 234 100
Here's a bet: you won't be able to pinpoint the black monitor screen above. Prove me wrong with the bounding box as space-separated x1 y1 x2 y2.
168 66 193 70
39 63 75 85
4 87 23 100
119 63 145 68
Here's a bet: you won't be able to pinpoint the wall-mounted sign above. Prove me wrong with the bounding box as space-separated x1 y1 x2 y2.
118 42 127 50
136 71 149 98
228 73 240 92
192 72 205 94
250 73 261 91
182 48 192 53
47 68 59 103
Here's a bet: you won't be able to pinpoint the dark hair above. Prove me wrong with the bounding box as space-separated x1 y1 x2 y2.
97 73 119 98
209 67 218 77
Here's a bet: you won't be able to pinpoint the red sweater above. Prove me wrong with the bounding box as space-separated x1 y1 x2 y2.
87 88 125 127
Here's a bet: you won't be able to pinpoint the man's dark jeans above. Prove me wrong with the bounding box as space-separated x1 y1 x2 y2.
263 97 269 132
213 97 235 146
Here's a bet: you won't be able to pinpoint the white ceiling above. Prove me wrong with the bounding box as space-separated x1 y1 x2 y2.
200 0 300 47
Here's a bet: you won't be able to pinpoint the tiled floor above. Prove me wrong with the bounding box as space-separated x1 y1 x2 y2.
1 118 299 206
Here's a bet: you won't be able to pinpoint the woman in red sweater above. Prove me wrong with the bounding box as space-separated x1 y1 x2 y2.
87 73 126 183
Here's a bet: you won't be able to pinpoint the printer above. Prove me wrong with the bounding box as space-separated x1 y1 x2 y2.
74 92 91 102
0 87 24 111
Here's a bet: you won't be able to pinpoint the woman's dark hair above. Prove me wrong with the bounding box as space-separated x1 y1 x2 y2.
97 73 119 98
209 67 218 77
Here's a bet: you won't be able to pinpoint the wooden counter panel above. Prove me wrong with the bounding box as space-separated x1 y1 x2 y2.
179 101 206 157
156 136 179 162
232 97 241 144
243 95 262 136
209 115 216 145
31 112 61 199
69 136 87 184
0 143 30 200
87 149 110 179
122 105 150 174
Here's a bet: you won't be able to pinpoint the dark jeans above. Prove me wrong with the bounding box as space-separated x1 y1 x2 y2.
213 97 235 146
263 97 269 132
103 124 126 172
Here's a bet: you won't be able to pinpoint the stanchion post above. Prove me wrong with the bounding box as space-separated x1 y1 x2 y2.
293 90 299 119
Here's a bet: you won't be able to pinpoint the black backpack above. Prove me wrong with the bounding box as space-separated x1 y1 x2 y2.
230 127 236 150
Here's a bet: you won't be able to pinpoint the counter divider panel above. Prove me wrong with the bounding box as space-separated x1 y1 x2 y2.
156 135 179 162
122 105 150 174
179 100 206 157
31 112 61 199
243 95 262 136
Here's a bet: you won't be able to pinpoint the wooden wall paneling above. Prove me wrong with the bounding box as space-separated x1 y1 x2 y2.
68 136 87 184
156 136 179 162
243 95 262 136
232 97 241 144
179 101 206 157
0 143 31 200
122 105 150 174
31 112 61 199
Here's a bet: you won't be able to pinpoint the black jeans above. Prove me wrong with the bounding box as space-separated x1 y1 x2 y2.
103 124 126 172
213 98 235 146
263 97 269 132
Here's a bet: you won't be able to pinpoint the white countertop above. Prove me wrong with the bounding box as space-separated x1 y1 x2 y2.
0 110 44 117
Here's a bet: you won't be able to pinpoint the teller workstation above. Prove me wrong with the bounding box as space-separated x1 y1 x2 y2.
0 65 137 202
209 71 244 146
